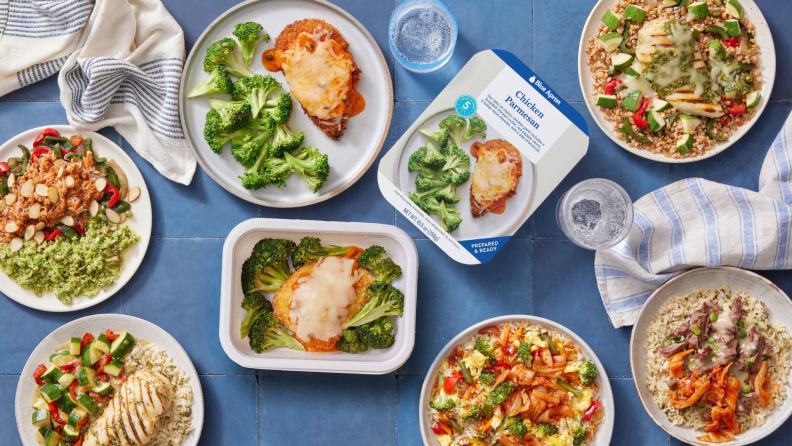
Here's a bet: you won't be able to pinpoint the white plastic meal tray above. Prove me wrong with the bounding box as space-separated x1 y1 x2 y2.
219 218 418 374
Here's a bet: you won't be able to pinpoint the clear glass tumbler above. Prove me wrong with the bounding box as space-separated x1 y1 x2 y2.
556 179 634 250
388 0 458 73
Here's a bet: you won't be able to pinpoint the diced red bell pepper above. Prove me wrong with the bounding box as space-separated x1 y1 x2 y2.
70 135 84 147
80 333 95 349
59 363 78 373
98 371 110 382
73 436 84 446
33 128 60 148
73 225 85 236
69 380 79 401
583 400 602 421
604 79 622 95
47 401 67 425
33 364 47 385
431 425 446 435
31 147 50 160
105 329 119 341
444 373 464 394
494 360 512 370
721 117 732 127
504 345 516 356
633 113 649 128
0 162 9 175
633 96 652 128
104 184 120 208
736 118 744 126
87 391 102 403
44 229 62 241
722 37 739 48
728 103 746 116
96 354 113 373
478 326 501 337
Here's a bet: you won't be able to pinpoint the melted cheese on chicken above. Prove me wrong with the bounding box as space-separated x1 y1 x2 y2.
471 150 520 206
282 30 356 125
289 256 361 342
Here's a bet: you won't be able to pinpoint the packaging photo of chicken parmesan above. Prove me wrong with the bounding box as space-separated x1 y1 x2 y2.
378 50 589 264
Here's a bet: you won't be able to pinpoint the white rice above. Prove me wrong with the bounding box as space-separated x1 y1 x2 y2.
644 285 792 431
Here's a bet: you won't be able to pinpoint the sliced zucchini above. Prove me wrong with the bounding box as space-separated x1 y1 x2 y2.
624 66 641 78
648 110 667 133
724 19 741 37
62 424 80 442
33 397 49 411
651 98 670 112
41 365 64 384
746 91 760 108
94 334 112 354
599 33 623 52
43 428 61 446
611 53 634 71
677 134 695 154
32 408 51 428
67 408 87 428
76 367 96 388
57 373 76 388
57 393 78 413
687 2 709 19
725 0 743 18
69 337 81 356
94 381 115 397
624 4 647 23
103 359 123 377
663 0 679 6
110 332 135 358
76 392 101 416
709 39 730 61
40 383 62 403
601 9 621 30
596 94 617 108
81 341 102 366
49 351 75 367
680 114 703 133
622 90 644 111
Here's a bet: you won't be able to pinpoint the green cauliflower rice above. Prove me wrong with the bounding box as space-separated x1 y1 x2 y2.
0 211 139 303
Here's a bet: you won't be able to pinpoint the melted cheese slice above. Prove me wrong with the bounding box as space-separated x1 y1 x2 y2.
289 256 360 342
282 31 356 125
471 150 519 206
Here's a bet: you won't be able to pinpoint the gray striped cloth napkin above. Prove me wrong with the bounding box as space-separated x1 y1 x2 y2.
596 110 792 328
0 0 195 185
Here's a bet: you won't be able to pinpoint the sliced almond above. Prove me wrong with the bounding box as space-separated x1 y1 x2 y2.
28 203 41 219
128 186 141 203
89 200 99 217
118 213 126 224
65 176 75 188
24 225 35 240
7 173 14 188
35 221 45 231
60 215 74 227
94 177 106 192
105 208 121 224
5 222 18 233
48 186 59 204
57 166 65 179
5 194 16 205
9 237 23 253
20 180 34 198
0 199 5 212
34 231 45 245
35 184 48 197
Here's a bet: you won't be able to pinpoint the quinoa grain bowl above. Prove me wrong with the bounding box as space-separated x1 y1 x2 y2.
579 0 775 162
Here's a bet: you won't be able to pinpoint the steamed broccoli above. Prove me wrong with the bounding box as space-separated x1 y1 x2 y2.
188 65 233 98
419 127 451 148
515 342 532 364
231 75 281 118
270 122 305 157
262 156 292 187
357 246 386 269
479 370 495 385
422 141 446 169
248 312 305 353
572 426 588 446
231 117 275 166
439 114 467 148
533 423 559 438
233 22 269 66
239 144 274 190
291 236 350 269
407 147 435 175
436 200 462 233
474 338 496 363
448 168 471 187
462 116 487 141
203 120 248 154
429 387 456 411
461 404 483 423
435 182 460 204
241 238 295 293
208 98 251 132
284 147 328 193
261 92 293 123
504 416 528 439
239 292 273 339
489 381 516 404
345 281 404 328
415 171 450 192
337 328 369 354
370 258 402 284
357 316 395 349
441 145 471 173
203 37 253 78
579 360 597 386
409 188 440 214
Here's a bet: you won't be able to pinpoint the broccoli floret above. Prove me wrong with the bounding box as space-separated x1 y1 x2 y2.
261 92 293 123
572 426 588 446
345 281 404 328
448 168 471 186
239 291 273 339
203 118 248 154
291 236 350 269
461 404 483 423
208 98 251 132
262 156 292 187
515 342 532 364
231 75 281 118
479 370 495 385
422 141 446 169
462 116 487 141
415 171 450 192
231 118 275 166
233 22 269 66
270 122 305 157
248 312 305 353
188 65 233 98
239 144 272 190
429 388 456 412
579 360 597 386
357 245 385 269
439 114 467 148
419 127 451 148
474 338 496 363
489 381 516 404
504 416 528 439
203 37 253 78
357 316 395 349
533 423 559 438
241 238 295 292
284 147 328 193
435 182 460 204
409 189 440 214
437 200 462 233
370 258 402 284
441 146 471 172
336 328 369 354
407 147 435 174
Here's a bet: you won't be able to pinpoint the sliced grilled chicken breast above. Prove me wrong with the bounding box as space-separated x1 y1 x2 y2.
83 370 174 446
636 19 705 68
665 87 725 117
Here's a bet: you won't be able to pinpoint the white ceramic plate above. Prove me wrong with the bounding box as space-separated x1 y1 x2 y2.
419 315 615 446
630 267 792 445
394 109 537 241
219 218 417 374
15 314 204 446
0 125 152 312
578 0 776 163
179 0 393 207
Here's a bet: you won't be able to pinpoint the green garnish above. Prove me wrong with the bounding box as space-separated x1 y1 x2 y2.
692 326 701 336
710 313 719 322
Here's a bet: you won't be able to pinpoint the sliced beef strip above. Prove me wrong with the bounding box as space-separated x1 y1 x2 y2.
702 300 722 316
659 341 689 357
712 320 737 346
689 346 714 374
673 322 690 338
688 308 712 349
730 295 745 323
736 326 764 372
668 378 679 390
711 345 738 367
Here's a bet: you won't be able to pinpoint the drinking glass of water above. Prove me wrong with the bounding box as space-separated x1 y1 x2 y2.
556 179 634 250
389 0 458 73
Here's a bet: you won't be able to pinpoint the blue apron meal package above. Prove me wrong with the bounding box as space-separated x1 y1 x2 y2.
378 50 589 264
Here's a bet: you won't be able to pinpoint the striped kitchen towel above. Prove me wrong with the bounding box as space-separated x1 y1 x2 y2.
596 110 792 328
0 0 195 185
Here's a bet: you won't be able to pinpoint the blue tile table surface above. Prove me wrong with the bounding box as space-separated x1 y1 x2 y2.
2 0 791 445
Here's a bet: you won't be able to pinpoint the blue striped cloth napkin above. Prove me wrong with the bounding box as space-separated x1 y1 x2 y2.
0 0 195 185
596 110 792 328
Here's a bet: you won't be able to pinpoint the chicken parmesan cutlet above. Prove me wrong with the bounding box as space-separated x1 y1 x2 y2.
272 254 374 352
469 139 523 217
262 19 365 140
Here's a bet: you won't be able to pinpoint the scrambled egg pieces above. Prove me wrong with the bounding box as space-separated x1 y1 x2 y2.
572 387 595 414
434 434 453 446
544 433 575 446
462 350 489 370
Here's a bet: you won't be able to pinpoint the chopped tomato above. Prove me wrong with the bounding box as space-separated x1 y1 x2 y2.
33 364 47 385
504 345 516 356
604 79 623 95
722 37 739 48
70 135 84 147
444 373 464 394
431 425 446 435
80 333 95 349
33 128 60 148
105 329 120 341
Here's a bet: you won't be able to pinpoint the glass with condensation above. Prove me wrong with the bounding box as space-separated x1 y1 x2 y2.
388 0 458 73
